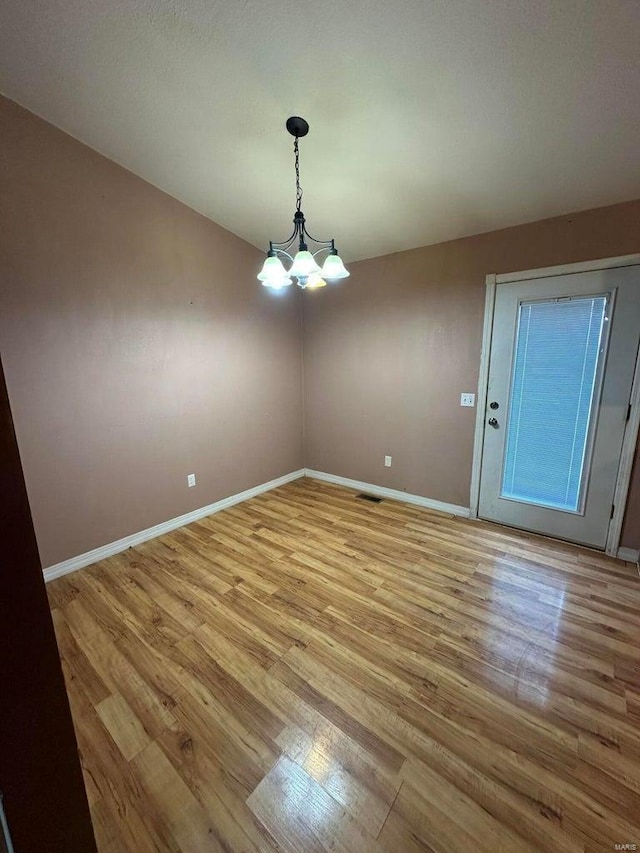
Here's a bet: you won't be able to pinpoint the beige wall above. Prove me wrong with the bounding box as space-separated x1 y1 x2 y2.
0 96 304 567
302 200 640 549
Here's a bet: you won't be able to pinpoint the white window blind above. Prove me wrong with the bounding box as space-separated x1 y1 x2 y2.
500 295 608 513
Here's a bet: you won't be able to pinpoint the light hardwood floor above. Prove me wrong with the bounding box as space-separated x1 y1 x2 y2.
47 477 640 852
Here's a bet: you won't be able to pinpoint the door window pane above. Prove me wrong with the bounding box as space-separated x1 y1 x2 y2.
500 295 608 512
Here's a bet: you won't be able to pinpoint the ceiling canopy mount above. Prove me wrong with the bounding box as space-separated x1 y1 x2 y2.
285 116 309 138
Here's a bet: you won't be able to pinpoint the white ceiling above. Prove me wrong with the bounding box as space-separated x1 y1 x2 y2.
1 0 640 263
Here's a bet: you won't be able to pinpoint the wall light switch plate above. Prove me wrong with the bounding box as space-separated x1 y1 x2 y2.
187 473 196 487
384 456 392 467
460 393 475 407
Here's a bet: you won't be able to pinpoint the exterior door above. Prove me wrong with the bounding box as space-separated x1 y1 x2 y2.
478 265 640 548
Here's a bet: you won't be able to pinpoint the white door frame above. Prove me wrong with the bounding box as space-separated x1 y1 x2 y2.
469 254 640 558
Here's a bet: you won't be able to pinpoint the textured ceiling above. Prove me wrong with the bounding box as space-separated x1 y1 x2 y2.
1 0 640 262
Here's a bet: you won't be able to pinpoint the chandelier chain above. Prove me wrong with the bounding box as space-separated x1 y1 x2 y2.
294 136 303 212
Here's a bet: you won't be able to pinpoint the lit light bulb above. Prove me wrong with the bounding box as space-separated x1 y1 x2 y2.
262 276 293 290
305 273 327 289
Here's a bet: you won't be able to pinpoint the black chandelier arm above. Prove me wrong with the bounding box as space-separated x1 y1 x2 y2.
271 248 295 263
265 202 339 258
299 216 335 249
269 236 300 255
301 224 335 249
268 234 336 257
310 245 335 260
268 225 302 252
269 235 297 252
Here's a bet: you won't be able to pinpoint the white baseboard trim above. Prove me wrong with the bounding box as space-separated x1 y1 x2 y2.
304 469 470 518
617 546 640 564
43 469 306 583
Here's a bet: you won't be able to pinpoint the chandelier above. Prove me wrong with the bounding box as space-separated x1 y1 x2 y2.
257 116 350 290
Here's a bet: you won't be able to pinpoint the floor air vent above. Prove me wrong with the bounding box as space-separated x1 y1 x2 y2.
356 493 383 503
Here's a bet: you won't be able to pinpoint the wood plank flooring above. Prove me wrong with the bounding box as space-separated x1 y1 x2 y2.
47 477 640 852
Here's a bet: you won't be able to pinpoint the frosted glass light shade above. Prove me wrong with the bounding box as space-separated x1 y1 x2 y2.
320 253 350 279
258 255 288 284
305 273 327 289
262 276 293 289
289 250 321 278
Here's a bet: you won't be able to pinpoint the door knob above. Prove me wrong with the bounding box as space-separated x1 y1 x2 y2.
488 417 498 427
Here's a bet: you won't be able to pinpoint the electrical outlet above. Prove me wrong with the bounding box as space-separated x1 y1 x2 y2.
187 473 196 488
384 455 392 467
460 393 475 407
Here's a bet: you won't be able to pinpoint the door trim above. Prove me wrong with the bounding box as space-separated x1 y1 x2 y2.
470 273 496 519
606 345 640 554
470 255 640 557
495 253 640 284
